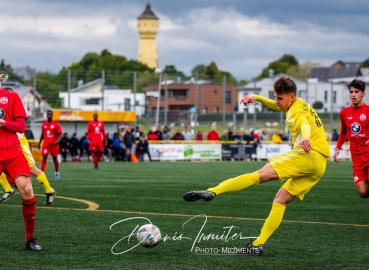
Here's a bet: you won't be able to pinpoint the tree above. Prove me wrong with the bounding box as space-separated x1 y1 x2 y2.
312 101 324 110
279 54 298 66
191 64 206 78
162 65 186 78
286 61 320 80
204 62 219 80
257 54 299 79
361 58 369 68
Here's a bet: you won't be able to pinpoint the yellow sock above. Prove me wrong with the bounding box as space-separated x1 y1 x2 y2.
0 173 13 192
253 202 286 246
36 171 53 194
207 172 260 195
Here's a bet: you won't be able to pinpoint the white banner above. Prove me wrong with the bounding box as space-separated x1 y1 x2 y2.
147 144 222 161
256 144 293 159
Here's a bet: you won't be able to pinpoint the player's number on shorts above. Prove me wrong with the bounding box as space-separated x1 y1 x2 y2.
310 108 322 128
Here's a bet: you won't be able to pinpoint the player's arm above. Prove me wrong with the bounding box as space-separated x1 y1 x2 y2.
38 133 44 149
0 117 26 133
334 111 347 163
241 94 282 112
295 114 311 153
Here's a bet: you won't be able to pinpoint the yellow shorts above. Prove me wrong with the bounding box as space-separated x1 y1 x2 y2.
269 148 327 200
19 134 35 168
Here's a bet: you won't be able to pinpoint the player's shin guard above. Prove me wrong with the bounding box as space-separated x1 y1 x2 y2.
22 196 36 241
0 173 13 193
207 172 260 195
36 171 53 194
253 202 286 246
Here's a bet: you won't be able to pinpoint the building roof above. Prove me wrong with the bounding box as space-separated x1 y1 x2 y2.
70 78 105 93
308 60 362 81
13 66 35 81
138 3 159 20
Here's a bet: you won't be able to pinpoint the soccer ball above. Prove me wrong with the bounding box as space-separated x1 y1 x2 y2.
136 224 162 248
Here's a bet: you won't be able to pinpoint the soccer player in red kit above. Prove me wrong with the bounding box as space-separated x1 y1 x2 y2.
38 110 63 179
0 73 41 250
87 112 107 169
333 79 369 198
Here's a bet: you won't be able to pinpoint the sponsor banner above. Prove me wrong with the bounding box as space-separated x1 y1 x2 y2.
147 144 222 160
52 110 136 122
184 144 222 159
221 144 256 159
256 144 293 159
330 144 351 160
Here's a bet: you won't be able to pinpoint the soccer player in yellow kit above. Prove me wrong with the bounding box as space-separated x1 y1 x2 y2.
183 76 330 255
0 133 56 205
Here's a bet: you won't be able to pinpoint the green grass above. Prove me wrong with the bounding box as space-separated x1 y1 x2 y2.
1 161 368 269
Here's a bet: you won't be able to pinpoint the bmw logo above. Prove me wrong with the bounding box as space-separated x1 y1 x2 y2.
0 108 4 119
351 122 361 133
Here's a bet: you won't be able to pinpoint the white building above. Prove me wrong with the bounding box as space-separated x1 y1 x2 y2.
59 78 146 117
237 73 350 114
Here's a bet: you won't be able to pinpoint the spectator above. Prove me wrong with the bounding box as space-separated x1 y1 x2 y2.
123 125 135 161
207 126 219 141
104 133 113 162
112 132 124 161
195 131 203 141
24 126 35 140
331 129 339 141
147 127 159 141
136 135 152 161
220 130 229 141
227 127 234 141
69 133 81 160
80 133 91 160
59 132 70 162
162 126 171 140
155 126 163 140
182 126 192 140
134 126 144 141
271 131 283 143
233 131 243 143
172 128 185 140
259 129 270 141
243 130 253 144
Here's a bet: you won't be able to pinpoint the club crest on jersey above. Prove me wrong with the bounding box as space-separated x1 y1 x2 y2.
0 97 8 104
0 107 4 119
351 122 361 133
360 114 366 121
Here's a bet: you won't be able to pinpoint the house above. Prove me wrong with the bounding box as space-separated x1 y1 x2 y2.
237 73 350 114
308 60 362 81
1 81 51 119
58 78 146 117
145 79 238 123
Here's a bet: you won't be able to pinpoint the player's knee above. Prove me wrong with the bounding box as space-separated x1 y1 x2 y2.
15 177 34 198
356 186 369 198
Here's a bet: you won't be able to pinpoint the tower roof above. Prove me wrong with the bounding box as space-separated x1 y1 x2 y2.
138 3 158 20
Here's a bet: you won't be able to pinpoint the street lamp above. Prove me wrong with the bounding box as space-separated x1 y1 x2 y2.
155 68 162 127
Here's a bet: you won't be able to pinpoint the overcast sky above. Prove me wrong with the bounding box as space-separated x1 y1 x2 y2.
1 0 369 80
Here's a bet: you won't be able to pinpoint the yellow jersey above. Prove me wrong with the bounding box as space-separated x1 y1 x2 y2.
254 95 330 159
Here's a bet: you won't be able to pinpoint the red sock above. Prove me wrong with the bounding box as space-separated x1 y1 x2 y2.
22 196 36 241
41 159 47 172
92 153 97 167
97 152 103 162
53 157 59 172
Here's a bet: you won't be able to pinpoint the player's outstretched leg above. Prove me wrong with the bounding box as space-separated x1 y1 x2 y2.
183 171 260 202
44 189 56 206
237 242 264 256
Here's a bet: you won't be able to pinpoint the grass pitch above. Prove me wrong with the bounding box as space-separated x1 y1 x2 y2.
1 161 368 269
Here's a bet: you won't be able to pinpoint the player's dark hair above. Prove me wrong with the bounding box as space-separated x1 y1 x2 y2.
274 76 297 95
347 79 365 92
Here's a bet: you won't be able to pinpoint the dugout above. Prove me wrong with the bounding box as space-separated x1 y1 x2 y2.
28 109 136 161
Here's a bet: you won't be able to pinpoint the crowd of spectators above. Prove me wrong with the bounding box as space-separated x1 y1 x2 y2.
25 124 341 163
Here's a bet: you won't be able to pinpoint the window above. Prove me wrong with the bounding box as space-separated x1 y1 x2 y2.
85 98 99 105
124 98 130 111
214 107 219 113
225 91 231 104
268 91 274 100
203 107 208 114
333 91 337 103
324 90 328 103
298 90 306 99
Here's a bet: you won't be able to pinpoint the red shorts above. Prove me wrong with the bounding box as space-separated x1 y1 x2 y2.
352 157 369 185
41 144 60 157
0 148 31 186
89 142 104 152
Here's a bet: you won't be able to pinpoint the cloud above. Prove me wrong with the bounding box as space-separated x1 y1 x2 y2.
1 0 368 80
